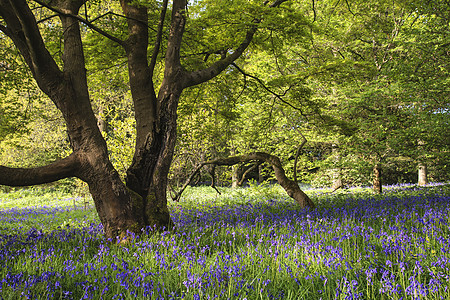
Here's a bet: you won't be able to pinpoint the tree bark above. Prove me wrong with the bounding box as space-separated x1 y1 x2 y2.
117 0 174 231
417 139 428 187
331 144 343 191
0 154 80 186
231 165 239 188
238 163 262 186
373 164 382 194
418 163 428 186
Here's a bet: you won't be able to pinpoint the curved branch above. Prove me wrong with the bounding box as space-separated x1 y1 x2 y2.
33 0 125 46
172 152 315 209
182 0 290 88
231 63 304 112
183 25 258 88
238 162 262 186
171 163 203 201
0 153 80 186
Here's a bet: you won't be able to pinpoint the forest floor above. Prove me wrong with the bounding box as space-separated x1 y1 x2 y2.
0 183 449 299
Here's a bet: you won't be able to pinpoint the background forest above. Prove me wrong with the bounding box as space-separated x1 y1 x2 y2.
1 1 450 299
0 0 448 193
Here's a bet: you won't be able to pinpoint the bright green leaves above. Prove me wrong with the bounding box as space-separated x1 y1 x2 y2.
0 0 447 189
0 37 35 142
257 2 312 42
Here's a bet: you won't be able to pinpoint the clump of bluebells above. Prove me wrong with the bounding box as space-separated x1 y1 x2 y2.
0 184 449 299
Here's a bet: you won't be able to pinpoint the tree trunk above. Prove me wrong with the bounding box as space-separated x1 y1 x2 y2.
418 163 428 186
81 153 146 240
0 1 150 240
373 164 382 194
231 165 239 188
331 144 343 191
331 178 343 191
54 5 151 240
258 164 264 184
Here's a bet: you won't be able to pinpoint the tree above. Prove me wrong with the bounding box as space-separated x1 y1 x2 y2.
0 0 315 239
299 0 449 191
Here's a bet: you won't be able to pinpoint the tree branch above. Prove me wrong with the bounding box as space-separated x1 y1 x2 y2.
172 152 315 209
33 0 125 46
182 0 291 88
207 165 221 195
0 153 80 186
0 0 64 94
149 0 168 73
279 108 308 184
231 63 304 112
183 24 258 88
238 162 262 186
89 11 145 26
163 0 187 70
344 0 356 16
265 0 290 7
171 162 204 202
36 14 59 24
312 0 317 22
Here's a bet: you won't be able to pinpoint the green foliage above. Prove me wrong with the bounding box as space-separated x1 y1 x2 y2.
0 0 448 192
298 0 450 186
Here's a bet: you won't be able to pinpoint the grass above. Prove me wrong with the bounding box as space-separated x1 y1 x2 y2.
0 183 449 299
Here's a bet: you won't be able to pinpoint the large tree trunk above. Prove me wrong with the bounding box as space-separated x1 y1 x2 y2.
0 0 141 240
51 4 150 239
120 0 184 231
